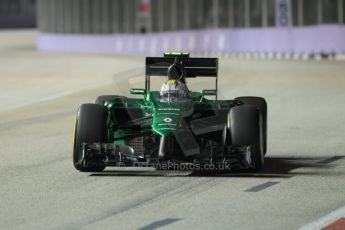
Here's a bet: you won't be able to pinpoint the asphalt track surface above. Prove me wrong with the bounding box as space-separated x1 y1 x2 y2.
1 31 345 230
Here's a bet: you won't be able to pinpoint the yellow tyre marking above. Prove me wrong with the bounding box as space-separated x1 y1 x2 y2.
259 114 265 165
72 114 77 161
227 112 231 128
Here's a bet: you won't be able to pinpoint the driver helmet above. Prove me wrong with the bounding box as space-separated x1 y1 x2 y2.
160 80 190 101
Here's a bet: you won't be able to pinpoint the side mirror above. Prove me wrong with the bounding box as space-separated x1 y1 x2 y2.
130 88 146 95
202 89 217 96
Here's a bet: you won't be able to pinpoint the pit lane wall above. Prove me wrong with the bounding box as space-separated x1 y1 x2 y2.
38 25 345 57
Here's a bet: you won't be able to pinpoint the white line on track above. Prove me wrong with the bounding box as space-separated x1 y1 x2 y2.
38 91 73 102
299 205 345 230
0 90 74 112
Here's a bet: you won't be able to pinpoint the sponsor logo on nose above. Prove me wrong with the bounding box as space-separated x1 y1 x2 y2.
164 117 172 123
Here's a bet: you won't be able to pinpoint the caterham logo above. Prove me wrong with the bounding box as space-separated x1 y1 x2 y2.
163 117 172 123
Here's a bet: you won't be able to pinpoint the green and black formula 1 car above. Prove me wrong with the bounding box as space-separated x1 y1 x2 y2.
73 52 267 172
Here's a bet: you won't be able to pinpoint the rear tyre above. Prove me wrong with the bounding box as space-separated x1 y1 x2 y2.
95 95 126 105
73 104 107 172
229 105 264 171
235 96 267 155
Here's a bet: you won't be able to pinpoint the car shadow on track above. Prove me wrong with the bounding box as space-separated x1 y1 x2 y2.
89 156 342 178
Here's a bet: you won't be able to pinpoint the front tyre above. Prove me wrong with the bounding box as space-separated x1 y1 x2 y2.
229 105 264 171
73 104 107 172
235 96 267 155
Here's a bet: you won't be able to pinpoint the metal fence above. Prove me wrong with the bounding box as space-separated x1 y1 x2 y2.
37 0 344 34
37 0 138 34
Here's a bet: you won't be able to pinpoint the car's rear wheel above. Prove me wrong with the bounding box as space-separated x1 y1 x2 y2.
235 96 267 155
73 104 107 172
95 95 127 105
229 105 264 171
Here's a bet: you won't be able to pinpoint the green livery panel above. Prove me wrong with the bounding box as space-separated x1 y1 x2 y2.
106 91 236 139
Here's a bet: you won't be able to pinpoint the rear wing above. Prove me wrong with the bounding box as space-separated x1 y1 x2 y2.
145 54 219 100
145 57 218 78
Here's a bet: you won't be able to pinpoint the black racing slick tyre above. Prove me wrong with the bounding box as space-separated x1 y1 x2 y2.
73 104 106 172
95 95 126 106
229 105 265 171
235 96 267 155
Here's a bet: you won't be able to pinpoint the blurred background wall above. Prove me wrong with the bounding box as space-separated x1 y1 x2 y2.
35 0 344 33
0 0 36 28
4 0 342 56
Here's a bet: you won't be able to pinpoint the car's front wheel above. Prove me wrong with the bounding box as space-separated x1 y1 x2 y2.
73 104 107 172
229 105 264 171
235 96 267 155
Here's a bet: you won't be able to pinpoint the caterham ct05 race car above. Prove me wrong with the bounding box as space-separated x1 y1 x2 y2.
73 53 267 172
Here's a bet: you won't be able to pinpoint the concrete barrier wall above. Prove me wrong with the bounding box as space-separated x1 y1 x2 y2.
38 25 345 56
